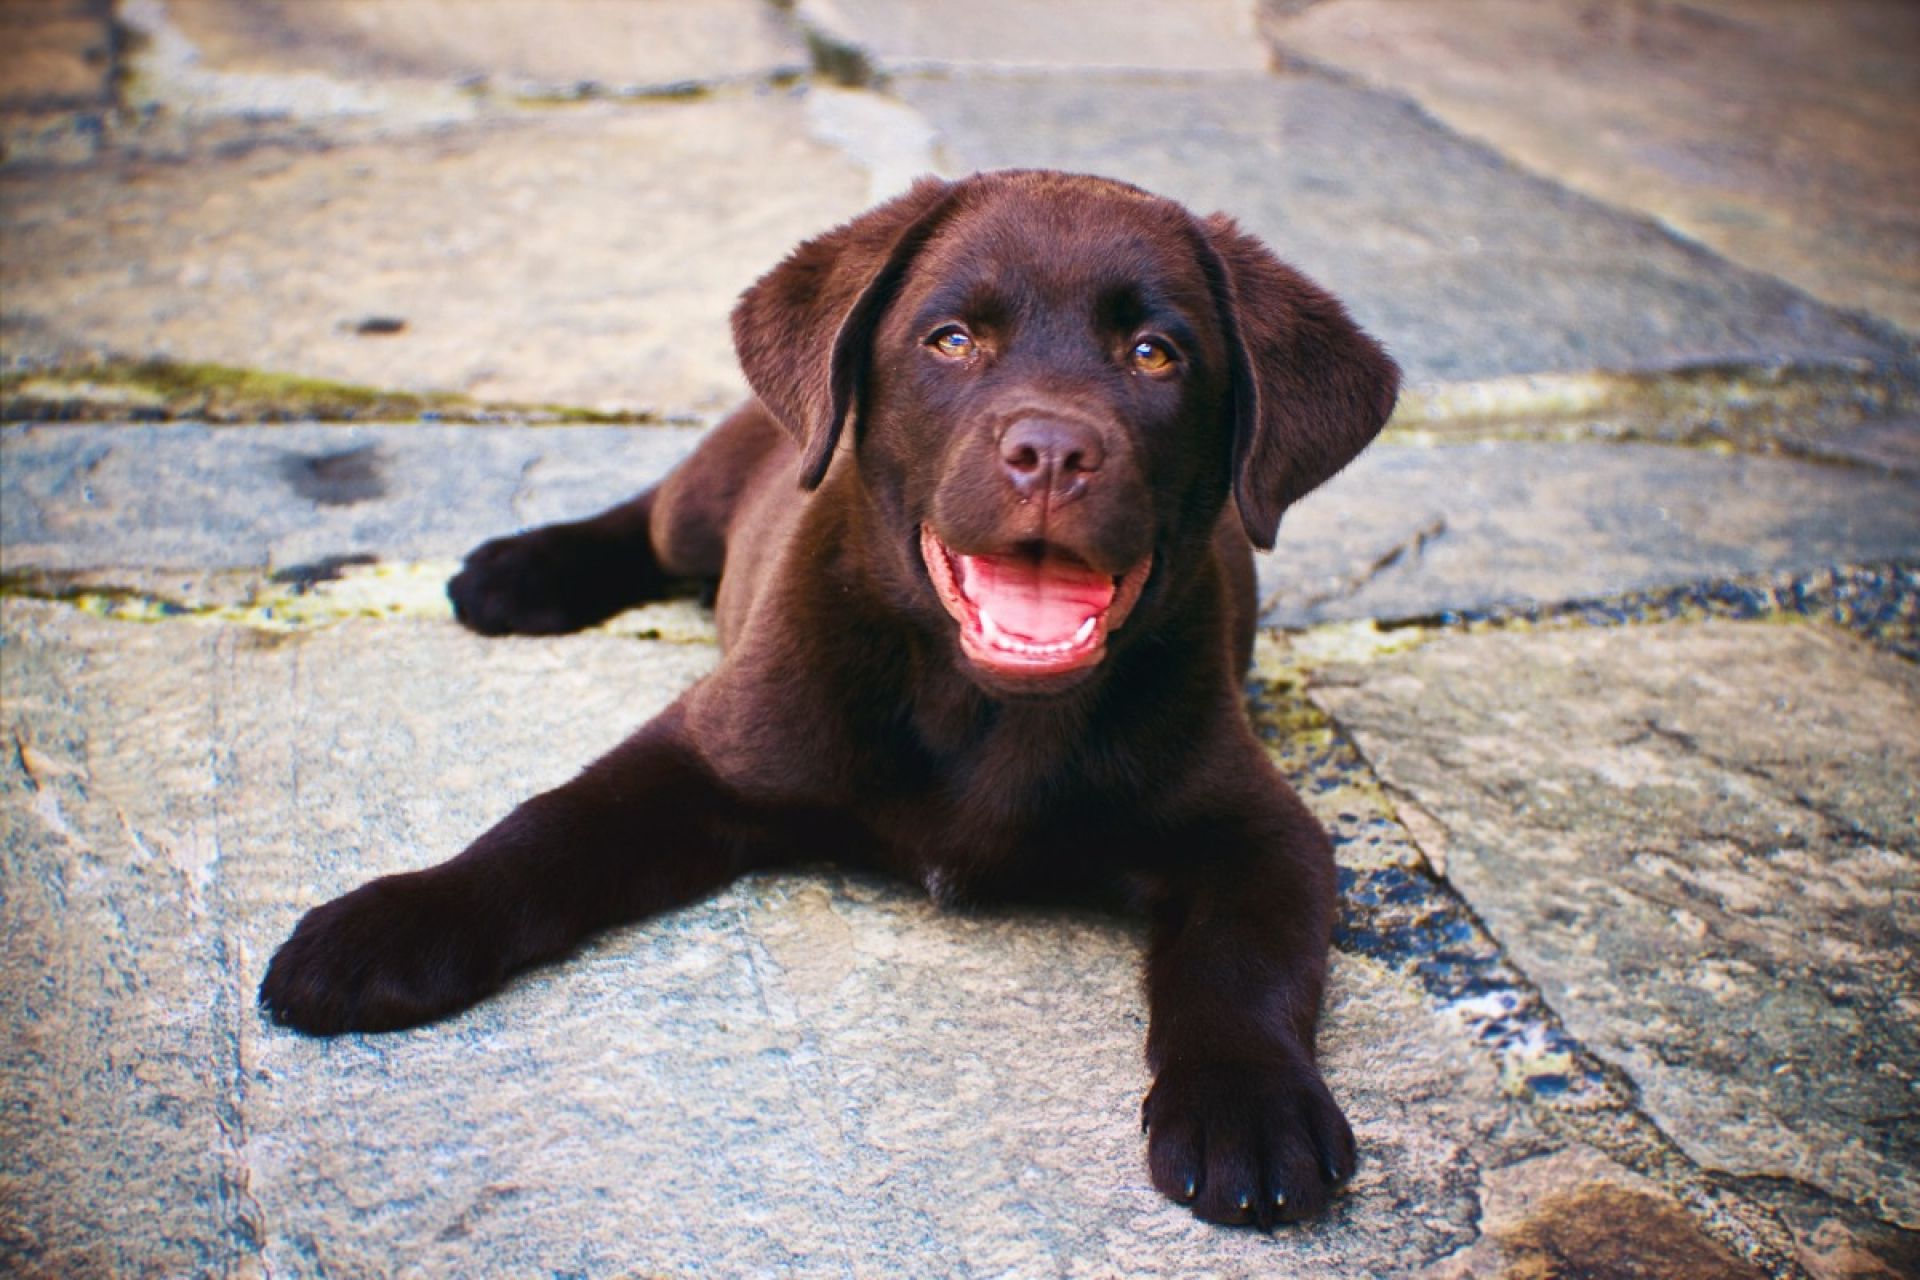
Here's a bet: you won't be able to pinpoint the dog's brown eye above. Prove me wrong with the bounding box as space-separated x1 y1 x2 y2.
1130 338 1175 374
930 326 975 359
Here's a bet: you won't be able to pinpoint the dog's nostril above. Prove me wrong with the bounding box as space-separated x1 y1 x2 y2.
1000 419 1105 497
1006 444 1042 474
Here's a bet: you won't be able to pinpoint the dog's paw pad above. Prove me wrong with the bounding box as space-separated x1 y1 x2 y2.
1142 1058 1354 1229
258 873 495 1035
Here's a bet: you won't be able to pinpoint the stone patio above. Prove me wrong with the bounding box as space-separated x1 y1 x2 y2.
2 3 1915 1277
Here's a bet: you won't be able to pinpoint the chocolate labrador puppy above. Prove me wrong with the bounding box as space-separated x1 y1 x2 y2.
259 169 1398 1229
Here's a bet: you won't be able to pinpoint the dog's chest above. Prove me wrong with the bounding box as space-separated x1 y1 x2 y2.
876 710 1146 900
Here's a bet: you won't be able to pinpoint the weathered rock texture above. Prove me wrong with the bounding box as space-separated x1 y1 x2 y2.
1312 620 1920 1228
1262 0 1920 334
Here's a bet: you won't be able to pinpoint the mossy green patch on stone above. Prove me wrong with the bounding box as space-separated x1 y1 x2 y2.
1386 358 1920 458
0 358 682 425
1283 618 1434 669
1 560 721 642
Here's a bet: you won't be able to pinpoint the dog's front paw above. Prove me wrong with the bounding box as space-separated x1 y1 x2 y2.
259 872 500 1035
1142 1057 1355 1229
448 525 626 636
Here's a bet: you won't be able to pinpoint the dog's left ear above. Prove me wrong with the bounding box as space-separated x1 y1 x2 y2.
733 178 960 489
1198 214 1400 550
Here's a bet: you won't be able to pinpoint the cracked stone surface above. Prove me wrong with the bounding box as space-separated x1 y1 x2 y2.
1260 0 1920 335
1309 620 1920 1232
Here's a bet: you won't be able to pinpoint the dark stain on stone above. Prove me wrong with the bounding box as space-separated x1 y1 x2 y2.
805 29 878 87
352 315 407 336
279 445 386 507
1376 562 1920 662
269 553 379 593
1499 1185 1766 1280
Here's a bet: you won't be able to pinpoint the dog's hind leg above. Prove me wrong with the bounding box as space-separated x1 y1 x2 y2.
448 403 787 635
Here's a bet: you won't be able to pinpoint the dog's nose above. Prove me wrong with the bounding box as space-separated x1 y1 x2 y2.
999 418 1104 502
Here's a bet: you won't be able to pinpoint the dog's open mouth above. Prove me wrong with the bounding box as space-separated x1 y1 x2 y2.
920 526 1152 679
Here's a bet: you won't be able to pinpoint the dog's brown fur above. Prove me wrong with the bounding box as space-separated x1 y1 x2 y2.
260 170 1399 1229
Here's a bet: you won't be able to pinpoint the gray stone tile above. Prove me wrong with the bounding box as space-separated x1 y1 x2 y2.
0 599 1631 1276
798 0 1269 73
897 72 1905 384
0 0 115 165
1 422 702 573
0 97 871 414
15 426 1915 637
0 616 251 1278
156 0 806 98
1263 441 1920 626
1262 0 1920 333
1308 620 1920 1230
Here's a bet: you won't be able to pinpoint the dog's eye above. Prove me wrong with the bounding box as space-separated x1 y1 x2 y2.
1129 338 1176 375
929 326 975 359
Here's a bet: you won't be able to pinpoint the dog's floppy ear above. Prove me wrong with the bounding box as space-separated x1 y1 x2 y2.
1198 214 1400 550
732 178 959 489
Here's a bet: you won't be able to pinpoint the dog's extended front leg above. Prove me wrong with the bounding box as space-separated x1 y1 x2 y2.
260 705 765 1035
1138 802 1355 1229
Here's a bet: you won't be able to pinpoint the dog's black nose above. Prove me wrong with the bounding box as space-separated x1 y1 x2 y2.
1000 418 1104 502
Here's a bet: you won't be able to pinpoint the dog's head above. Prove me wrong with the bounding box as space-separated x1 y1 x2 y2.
734 170 1398 694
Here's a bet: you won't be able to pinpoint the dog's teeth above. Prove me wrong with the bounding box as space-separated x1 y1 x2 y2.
978 607 1098 657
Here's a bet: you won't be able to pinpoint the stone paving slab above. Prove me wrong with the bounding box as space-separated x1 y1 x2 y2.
10 425 1916 637
1308 620 1920 1237
1276 440 1920 626
896 71 1905 385
797 0 1269 74
0 597 1710 1278
0 95 870 413
160 0 807 98
0 0 115 165
0 422 702 574
0 0 112 108
1261 0 1920 335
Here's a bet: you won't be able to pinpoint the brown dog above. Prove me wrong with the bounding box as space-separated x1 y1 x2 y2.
259 170 1399 1229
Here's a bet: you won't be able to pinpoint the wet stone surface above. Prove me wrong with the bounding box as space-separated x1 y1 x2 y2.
1308 619 1920 1231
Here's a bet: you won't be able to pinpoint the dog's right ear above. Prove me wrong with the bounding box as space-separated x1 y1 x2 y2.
732 178 958 489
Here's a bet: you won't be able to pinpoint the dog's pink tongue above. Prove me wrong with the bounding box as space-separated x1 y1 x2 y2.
959 552 1114 641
